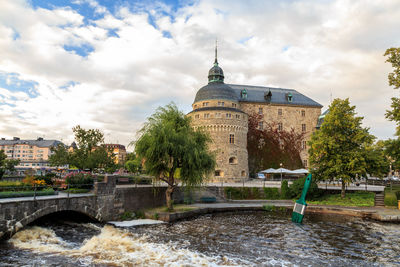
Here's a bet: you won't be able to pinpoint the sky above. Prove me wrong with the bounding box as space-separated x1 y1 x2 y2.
1 0 400 150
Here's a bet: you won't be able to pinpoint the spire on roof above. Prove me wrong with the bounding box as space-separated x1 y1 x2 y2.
214 39 218 65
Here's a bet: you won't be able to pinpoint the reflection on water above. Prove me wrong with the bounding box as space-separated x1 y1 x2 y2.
1 211 400 266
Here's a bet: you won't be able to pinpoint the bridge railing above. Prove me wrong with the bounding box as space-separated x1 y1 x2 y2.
0 183 96 200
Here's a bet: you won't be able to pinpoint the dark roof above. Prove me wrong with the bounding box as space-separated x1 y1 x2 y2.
194 82 237 103
228 84 323 107
0 139 63 147
187 106 245 115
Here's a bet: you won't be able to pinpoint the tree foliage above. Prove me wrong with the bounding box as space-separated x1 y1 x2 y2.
384 47 400 135
0 150 20 179
49 125 116 172
134 103 215 211
308 98 374 197
247 113 305 177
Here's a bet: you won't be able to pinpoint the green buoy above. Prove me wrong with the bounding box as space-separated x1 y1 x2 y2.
292 174 312 223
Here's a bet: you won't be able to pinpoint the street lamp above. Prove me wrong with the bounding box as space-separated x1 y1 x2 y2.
280 163 283 182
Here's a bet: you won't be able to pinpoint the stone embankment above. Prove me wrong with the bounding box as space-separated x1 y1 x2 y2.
146 200 400 223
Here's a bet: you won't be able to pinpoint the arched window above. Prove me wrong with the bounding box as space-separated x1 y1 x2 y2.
229 157 238 164
241 171 246 177
215 170 224 177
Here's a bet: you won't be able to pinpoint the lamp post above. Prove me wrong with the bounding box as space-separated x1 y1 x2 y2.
280 163 283 182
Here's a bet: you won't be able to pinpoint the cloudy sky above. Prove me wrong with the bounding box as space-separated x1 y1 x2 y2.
1 0 400 149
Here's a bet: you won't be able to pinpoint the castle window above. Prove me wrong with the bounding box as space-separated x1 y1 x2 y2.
241 171 246 177
218 101 225 107
241 89 248 99
229 134 235 144
301 110 305 117
232 103 237 108
278 123 283 131
278 109 282 115
226 113 232 118
258 121 263 130
203 102 209 107
236 114 240 119
302 124 306 132
215 170 224 177
215 112 221 118
195 114 199 119
204 113 210 119
287 93 293 102
303 160 308 168
258 107 263 115
302 140 307 150
229 157 238 164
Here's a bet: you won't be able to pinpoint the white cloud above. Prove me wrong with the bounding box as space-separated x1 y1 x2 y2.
0 0 399 148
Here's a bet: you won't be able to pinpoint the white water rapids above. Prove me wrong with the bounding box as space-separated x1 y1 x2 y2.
9 224 239 266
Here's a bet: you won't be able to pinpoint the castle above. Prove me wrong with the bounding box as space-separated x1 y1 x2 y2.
187 47 322 182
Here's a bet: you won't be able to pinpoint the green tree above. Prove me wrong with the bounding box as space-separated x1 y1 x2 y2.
49 126 116 172
49 143 70 167
384 47 400 135
134 103 215 211
0 150 20 179
363 141 390 178
308 98 374 198
383 139 400 171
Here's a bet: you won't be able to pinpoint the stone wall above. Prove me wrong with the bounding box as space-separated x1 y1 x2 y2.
240 103 321 167
188 109 249 182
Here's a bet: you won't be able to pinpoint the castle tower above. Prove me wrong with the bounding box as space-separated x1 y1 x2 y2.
187 46 249 182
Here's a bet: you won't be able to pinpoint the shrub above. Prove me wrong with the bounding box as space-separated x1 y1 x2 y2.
384 192 398 206
290 176 322 200
251 187 261 199
396 191 400 200
280 180 291 199
65 172 94 189
263 188 280 199
0 188 56 198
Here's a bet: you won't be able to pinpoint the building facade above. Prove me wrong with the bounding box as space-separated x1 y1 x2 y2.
0 137 62 174
187 50 322 182
104 144 127 165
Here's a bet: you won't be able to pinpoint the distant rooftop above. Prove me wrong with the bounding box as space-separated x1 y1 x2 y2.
0 137 62 147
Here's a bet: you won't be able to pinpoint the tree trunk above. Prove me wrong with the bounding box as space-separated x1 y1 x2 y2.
165 185 174 211
341 180 346 198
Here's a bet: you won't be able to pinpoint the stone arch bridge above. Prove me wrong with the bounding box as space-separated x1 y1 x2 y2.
0 176 224 239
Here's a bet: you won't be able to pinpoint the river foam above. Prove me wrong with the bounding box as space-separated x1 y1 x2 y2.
9 225 239 266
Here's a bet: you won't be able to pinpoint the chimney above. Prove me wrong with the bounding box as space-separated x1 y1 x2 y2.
37 137 44 141
1 138 5 140
13 137 20 140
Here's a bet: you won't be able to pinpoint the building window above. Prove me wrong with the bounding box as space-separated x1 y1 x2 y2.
232 103 237 108
303 160 308 168
302 124 306 132
203 102 209 107
195 114 199 119
194 104 197 109
301 110 305 117
278 123 283 131
229 157 238 164
287 93 293 102
241 89 247 99
258 121 263 130
258 107 263 115
302 141 307 150
215 112 221 118
218 101 225 107
278 109 282 115
236 114 240 119
229 134 235 144
204 113 210 118
215 170 224 177
226 113 232 118
241 171 246 177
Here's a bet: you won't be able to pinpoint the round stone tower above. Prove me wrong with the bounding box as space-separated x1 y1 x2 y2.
187 46 248 182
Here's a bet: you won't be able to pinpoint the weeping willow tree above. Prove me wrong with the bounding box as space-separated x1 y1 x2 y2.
134 103 215 211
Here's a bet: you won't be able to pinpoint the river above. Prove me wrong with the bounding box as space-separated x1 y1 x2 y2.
0 211 399 266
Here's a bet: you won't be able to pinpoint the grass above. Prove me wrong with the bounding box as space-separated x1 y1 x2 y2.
63 188 90 194
308 191 375 207
146 204 199 214
0 188 56 198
